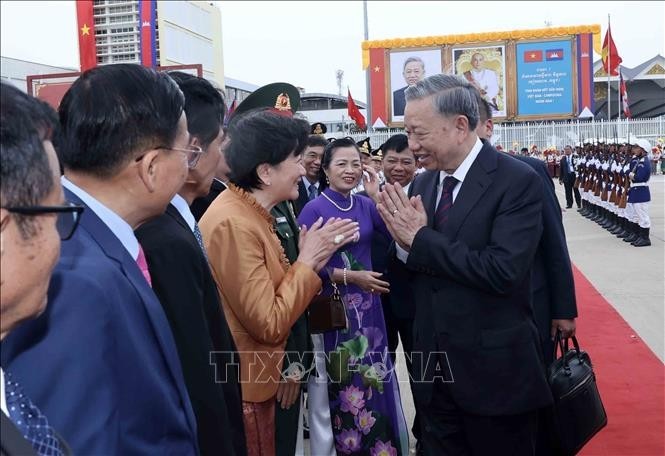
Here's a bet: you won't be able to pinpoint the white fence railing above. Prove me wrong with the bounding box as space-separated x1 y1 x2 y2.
326 117 665 151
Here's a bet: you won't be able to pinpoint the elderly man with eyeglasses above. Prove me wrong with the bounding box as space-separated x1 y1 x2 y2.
1 65 200 455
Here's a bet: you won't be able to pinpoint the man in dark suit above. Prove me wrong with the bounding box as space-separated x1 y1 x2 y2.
393 56 426 117
0 84 73 456
293 135 326 216
135 72 246 456
476 96 577 363
2 65 199 454
377 74 552 455
559 145 581 209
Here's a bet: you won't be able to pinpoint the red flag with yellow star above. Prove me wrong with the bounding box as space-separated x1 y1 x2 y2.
76 0 97 71
601 23 622 76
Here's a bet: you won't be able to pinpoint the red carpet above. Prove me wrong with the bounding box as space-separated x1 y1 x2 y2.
572 266 664 456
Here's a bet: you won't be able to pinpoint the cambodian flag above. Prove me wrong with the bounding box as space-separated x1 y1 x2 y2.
546 49 564 61
139 0 157 68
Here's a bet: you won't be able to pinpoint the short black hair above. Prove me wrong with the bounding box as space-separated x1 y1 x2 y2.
306 135 328 148
1 83 58 237
225 109 310 191
168 71 226 149
58 64 185 178
381 133 411 155
318 137 361 189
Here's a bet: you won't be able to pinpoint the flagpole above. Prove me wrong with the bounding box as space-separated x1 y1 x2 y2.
607 14 611 123
363 0 371 131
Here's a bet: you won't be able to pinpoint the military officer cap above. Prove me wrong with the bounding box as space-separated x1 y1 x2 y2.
311 122 327 135
371 144 384 162
230 82 300 122
357 137 372 156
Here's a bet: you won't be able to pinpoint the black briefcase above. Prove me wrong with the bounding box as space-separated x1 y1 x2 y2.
547 332 607 455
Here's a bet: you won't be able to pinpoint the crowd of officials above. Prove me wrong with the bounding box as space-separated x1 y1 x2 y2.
0 63 654 456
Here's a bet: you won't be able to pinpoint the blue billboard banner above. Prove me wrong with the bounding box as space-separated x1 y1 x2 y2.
516 40 573 116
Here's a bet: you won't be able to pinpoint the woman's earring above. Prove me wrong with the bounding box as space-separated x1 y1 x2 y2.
325 175 330 184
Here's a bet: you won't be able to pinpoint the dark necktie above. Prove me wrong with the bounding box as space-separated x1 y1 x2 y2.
434 176 458 231
4 371 64 456
308 185 318 201
193 223 208 261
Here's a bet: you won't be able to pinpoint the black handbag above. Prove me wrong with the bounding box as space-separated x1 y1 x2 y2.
547 332 607 455
308 282 348 334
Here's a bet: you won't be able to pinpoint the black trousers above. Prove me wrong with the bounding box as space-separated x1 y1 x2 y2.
275 391 301 456
563 180 581 208
419 378 539 456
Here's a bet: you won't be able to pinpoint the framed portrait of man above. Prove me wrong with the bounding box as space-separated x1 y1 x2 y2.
388 48 442 124
453 45 507 118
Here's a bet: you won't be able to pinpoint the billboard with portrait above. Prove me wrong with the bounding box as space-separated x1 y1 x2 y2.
516 40 574 117
388 48 442 123
453 45 506 118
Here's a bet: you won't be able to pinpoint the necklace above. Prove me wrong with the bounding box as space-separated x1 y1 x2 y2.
321 191 354 212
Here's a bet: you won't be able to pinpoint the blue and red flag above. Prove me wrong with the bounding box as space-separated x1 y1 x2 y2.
546 49 564 61
139 0 157 68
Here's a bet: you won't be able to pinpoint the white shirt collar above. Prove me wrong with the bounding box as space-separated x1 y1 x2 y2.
439 137 483 186
0 368 7 417
170 193 196 232
62 176 140 260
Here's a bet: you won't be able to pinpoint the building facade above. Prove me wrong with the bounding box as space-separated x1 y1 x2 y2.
593 55 665 119
91 0 224 86
299 92 367 133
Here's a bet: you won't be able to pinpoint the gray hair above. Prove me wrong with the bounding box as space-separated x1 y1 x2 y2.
403 56 425 72
404 74 479 130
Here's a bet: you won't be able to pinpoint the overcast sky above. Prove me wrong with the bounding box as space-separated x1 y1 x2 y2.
2 1 663 102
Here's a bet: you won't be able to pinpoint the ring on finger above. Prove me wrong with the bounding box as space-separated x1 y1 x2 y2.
333 234 344 245
392 209 398 215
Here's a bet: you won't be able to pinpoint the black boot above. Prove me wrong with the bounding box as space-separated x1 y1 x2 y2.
594 208 607 224
601 212 614 229
617 220 632 238
610 217 624 235
588 205 599 220
623 223 640 243
607 214 620 232
578 200 587 214
632 227 652 247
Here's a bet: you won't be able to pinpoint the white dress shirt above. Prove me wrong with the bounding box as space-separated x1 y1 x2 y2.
63 176 140 260
0 367 8 417
170 193 196 233
396 138 483 262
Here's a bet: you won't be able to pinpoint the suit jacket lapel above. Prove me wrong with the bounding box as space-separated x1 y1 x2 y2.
444 145 496 238
64 188 198 435
166 204 190 233
417 171 439 228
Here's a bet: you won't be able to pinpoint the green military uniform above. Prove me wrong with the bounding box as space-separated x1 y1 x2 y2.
271 201 313 456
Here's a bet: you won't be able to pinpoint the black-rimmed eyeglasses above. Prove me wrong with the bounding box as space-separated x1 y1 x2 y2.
4 202 84 240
